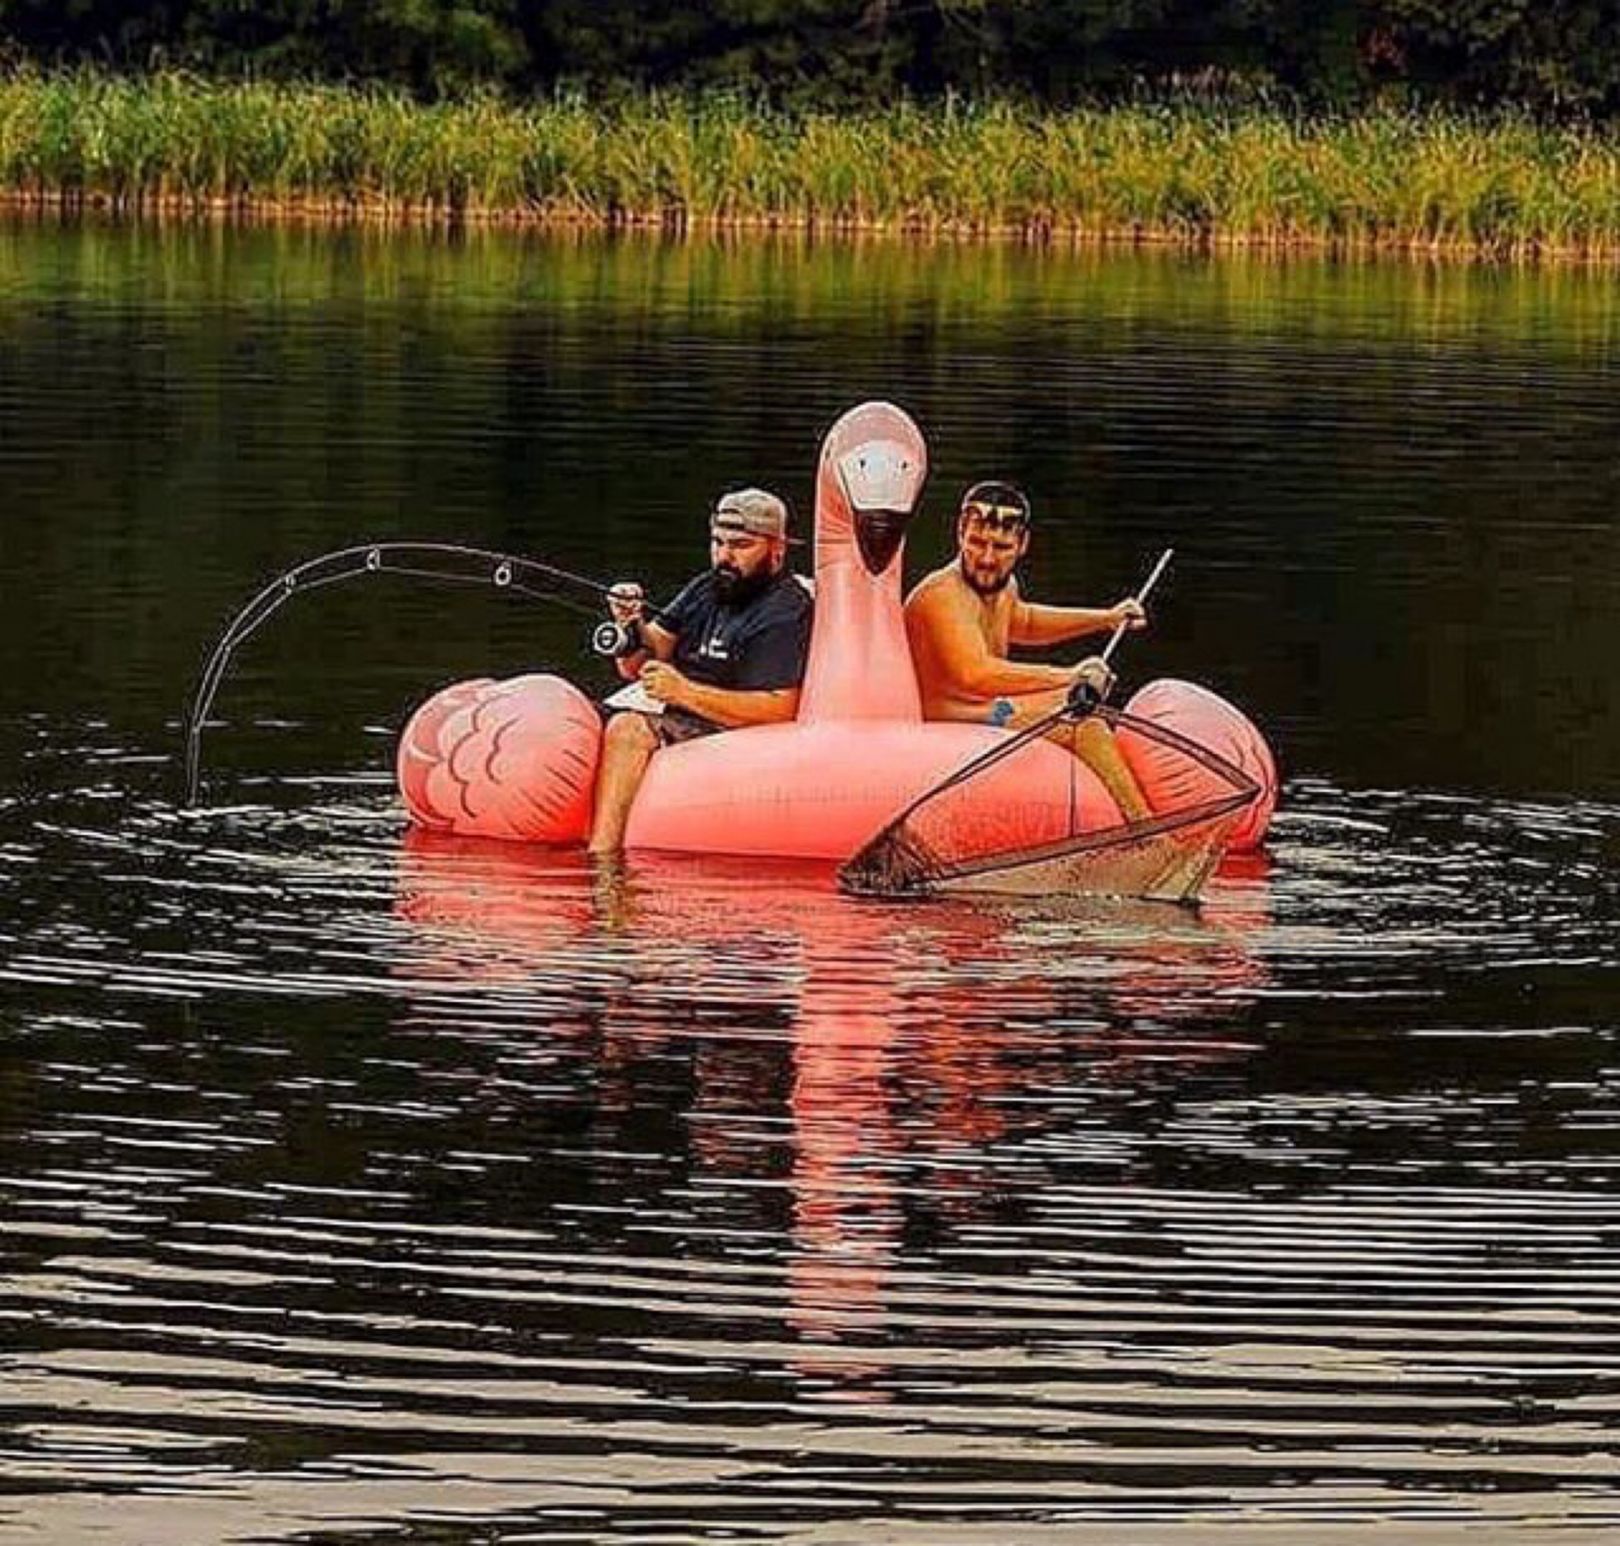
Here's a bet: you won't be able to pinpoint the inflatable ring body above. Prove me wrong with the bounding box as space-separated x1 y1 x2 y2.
627 720 1119 859
397 402 1276 862
627 400 1126 856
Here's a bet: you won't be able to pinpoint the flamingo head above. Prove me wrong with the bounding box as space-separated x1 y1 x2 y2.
815 402 929 579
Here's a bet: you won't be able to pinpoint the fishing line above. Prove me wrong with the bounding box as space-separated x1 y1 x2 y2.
183 541 664 808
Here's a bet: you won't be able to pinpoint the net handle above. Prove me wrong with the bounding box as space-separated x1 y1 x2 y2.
1100 547 1173 670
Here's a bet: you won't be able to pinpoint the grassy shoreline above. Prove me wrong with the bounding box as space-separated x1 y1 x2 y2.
5 71 1620 259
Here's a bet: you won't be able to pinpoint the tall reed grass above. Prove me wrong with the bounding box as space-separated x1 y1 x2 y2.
4 70 1620 257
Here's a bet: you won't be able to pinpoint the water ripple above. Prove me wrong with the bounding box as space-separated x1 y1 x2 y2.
1 741 1616 1540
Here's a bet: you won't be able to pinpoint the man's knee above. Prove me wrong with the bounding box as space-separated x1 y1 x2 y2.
603 711 658 758
1044 718 1105 754
1072 717 1114 756
1048 715 1122 763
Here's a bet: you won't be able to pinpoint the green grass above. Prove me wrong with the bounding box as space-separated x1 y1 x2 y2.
5 70 1620 257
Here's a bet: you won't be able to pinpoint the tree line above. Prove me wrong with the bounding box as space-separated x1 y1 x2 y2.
3 2 1618 113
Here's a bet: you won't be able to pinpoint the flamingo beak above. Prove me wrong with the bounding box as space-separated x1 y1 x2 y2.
836 438 925 576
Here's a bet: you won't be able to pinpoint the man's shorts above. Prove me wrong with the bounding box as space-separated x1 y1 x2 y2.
649 709 721 747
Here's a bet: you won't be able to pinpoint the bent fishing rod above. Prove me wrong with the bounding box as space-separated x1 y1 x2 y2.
183 541 664 808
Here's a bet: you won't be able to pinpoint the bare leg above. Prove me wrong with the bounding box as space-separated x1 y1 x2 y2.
1055 717 1152 822
1000 692 1153 823
588 712 659 854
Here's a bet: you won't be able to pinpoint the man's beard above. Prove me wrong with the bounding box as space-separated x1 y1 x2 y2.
712 563 772 605
961 559 1014 596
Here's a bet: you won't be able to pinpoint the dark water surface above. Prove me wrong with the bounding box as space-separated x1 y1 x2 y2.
1 220 1616 1542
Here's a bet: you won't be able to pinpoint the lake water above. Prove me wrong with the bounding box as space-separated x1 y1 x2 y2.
1 219 1616 1543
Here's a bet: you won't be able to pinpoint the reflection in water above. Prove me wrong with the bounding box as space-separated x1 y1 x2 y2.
0 764 1615 1540
391 829 1267 1398
10 218 1620 353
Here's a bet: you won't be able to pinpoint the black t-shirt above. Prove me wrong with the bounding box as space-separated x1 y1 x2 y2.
660 571 813 694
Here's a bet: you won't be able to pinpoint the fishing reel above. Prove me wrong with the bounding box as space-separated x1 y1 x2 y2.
591 618 645 659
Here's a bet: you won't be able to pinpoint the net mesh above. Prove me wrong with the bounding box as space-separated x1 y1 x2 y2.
839 707 1259 906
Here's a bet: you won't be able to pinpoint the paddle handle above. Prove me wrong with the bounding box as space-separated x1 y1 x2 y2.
1099 547 1173 667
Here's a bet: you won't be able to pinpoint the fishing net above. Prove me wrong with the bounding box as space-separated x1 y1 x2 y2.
838 706 1260 906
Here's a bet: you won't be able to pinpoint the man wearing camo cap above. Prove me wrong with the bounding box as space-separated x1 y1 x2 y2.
589 487 813 854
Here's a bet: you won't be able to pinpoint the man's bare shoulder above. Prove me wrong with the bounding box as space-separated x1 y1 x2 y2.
905 563 969 617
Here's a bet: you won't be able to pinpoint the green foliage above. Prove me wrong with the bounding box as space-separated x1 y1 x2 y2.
0 1 530 96
7 70 1620 257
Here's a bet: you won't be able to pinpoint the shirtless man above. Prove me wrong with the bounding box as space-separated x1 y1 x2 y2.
903 480 1152 821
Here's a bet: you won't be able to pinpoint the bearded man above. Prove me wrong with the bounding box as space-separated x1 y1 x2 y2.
588 488 813 854
903 480 1152 821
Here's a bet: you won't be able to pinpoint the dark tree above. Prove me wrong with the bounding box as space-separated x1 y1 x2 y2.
3 0 1618 111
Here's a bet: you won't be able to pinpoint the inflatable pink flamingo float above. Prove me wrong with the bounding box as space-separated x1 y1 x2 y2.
396 402 1276 898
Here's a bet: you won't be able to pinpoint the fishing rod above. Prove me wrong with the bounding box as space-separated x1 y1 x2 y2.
182 541 665 808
